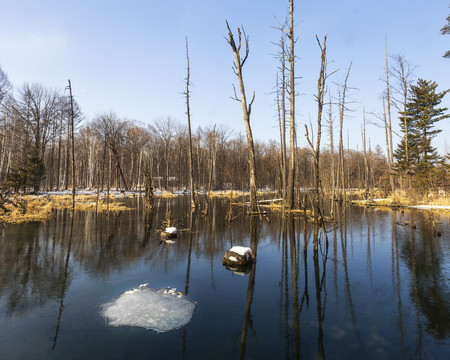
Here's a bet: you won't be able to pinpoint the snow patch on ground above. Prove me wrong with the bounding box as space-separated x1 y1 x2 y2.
408 205 450 210
100 284 196 333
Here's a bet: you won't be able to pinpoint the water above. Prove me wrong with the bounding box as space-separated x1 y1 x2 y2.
0 196 449 359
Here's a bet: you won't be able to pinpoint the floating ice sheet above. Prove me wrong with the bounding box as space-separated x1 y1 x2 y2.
100 284 196 333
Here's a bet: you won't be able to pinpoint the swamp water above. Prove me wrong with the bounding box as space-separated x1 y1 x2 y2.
0 196 449 359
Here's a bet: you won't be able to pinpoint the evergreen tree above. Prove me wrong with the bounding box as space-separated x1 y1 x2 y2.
394 79 449 191
441 12 450 58
4 146 46 193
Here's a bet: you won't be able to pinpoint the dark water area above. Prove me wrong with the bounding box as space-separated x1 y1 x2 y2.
0 196 449 359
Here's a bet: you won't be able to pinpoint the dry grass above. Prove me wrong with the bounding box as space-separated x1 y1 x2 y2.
207 190 246 198
156 191 179 198
425 195 450 207
0 197 54 223
352 191 450 209
0 194 132 223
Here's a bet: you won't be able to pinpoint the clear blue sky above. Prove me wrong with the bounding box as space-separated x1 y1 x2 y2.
1 0 449 155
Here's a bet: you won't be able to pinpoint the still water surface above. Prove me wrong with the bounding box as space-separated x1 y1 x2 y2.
0 196 449 359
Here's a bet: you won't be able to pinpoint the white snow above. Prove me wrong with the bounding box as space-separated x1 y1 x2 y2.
229 246 252 256
228 256 238 262
165 227 177 234
408 205 450 210
100 284 196 332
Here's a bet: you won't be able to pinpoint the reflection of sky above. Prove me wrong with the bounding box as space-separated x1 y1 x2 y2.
0 198 449 358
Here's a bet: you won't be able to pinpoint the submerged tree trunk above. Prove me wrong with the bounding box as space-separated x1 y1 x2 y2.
226 21 258 213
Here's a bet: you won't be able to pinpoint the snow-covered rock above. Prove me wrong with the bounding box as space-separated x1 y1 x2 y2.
165 227 177 235
222 246 255 266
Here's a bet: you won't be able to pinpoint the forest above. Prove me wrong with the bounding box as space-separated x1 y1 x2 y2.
0 1 449 213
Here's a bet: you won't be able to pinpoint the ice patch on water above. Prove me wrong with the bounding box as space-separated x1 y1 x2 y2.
100 284 196 332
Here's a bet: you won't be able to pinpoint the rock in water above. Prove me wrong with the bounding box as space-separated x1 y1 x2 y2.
100 284 196 332
222 246 255 266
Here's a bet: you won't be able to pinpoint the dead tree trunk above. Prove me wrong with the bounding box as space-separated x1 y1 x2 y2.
305 35 329 228
67 80 76 209
385 38 395 198
226 21 258 213
328 94 335 218
276 34 287 202
286 0 296 210
362 107 370 198
185 38 196 209
337 62 352 202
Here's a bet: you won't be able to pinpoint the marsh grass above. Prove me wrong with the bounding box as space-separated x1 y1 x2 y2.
157 191 178 198
0 194 132 223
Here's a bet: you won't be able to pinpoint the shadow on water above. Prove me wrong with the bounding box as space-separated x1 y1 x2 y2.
0 196 449 359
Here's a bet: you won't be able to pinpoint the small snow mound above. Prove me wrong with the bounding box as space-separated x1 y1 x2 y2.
229 246 251 256
165 227 177 234
100 284 196 332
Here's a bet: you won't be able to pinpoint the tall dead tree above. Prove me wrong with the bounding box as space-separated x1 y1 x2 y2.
184 38 196 209
327 94 335 218
286 0 296 210
362 107 370 197
384 38 395 198
305 35 333 227
67 80 75 208
390 54 415 189
276 33 288 201
337 63 352 202
226 20 258 213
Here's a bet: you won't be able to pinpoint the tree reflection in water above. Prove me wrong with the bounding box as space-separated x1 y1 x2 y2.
0 197 449 359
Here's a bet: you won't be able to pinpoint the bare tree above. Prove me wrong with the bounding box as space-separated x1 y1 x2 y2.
337 63 352 202
305 35 331 227
93 112 129 191
286 0 297 210
361 108 370 197
0 65 11 105
390 54 415 189
226 20 258 213
152 117 177 190
327 94 336 217
67 80 75 208
184 38 196 209
384 38 395 197
274 28 288 202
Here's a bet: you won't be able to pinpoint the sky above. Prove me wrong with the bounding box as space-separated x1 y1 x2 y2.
1 0 449 155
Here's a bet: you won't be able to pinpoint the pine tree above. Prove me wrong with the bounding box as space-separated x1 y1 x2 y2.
4 146 45 193
441 12 450 58
394 79 449 191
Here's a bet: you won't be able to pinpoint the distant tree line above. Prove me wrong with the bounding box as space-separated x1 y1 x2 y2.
0 42 448 201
